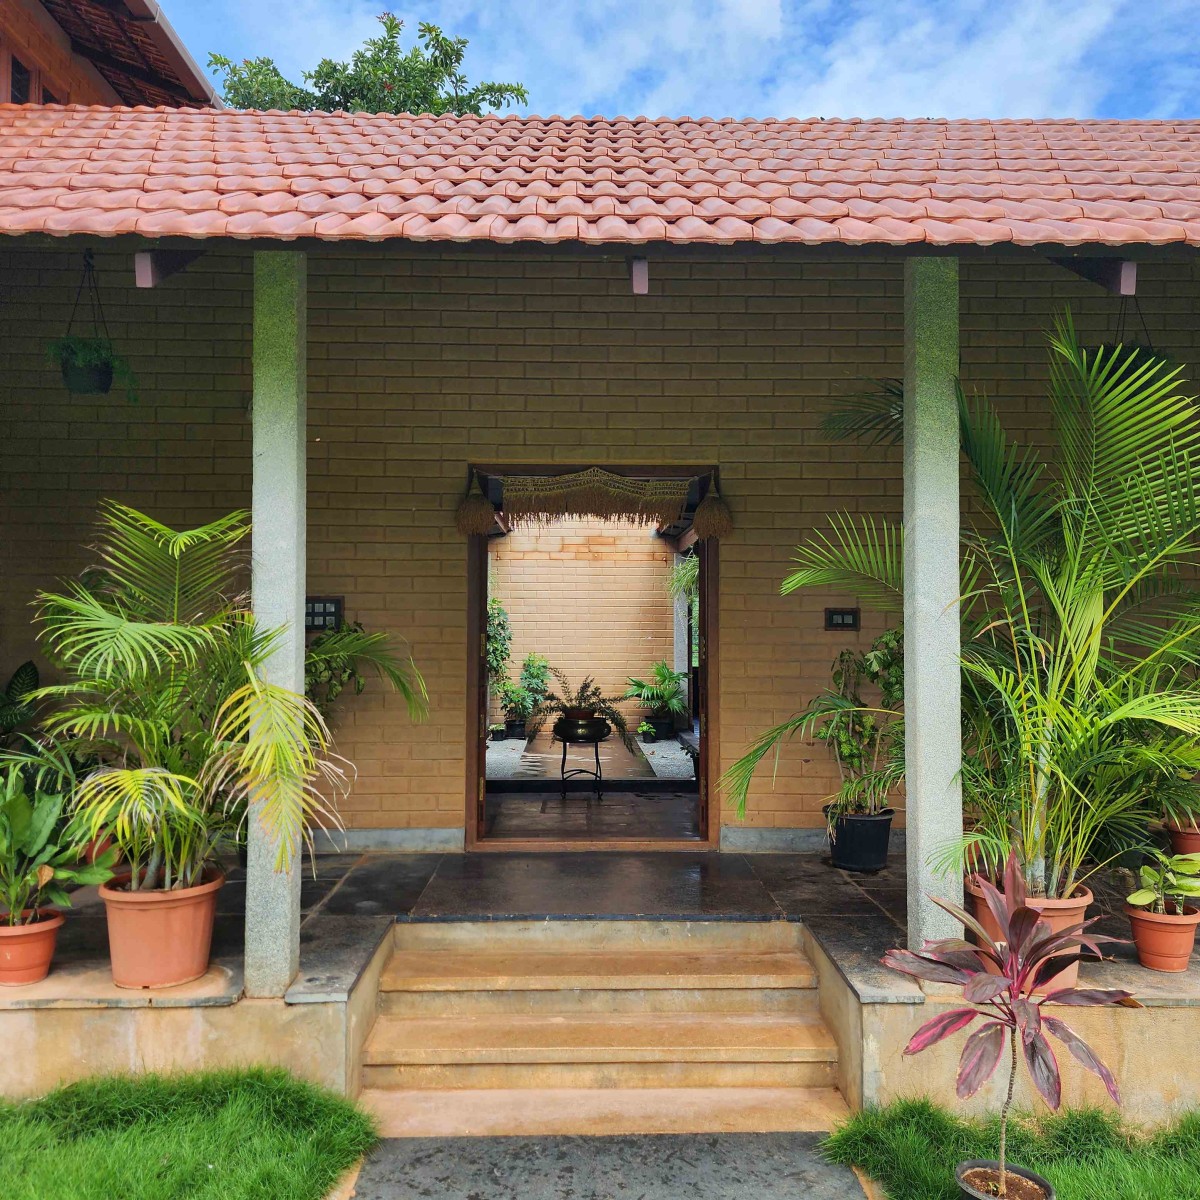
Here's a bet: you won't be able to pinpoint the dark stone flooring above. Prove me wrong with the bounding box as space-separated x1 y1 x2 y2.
355 1133 867 1200
408 852 782 921
483 790 701 840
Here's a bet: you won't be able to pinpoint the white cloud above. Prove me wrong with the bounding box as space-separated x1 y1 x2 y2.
169 0 1200 119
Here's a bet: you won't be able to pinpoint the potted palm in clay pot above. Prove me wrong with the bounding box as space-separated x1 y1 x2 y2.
737 318 1200 956
0 740 115 985
884 854 1139 1200
34 502 354 989
1125 849 1200 971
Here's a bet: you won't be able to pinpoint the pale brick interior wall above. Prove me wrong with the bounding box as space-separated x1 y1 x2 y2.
488 518 675 724
3 241 1199 838
1 0 121 104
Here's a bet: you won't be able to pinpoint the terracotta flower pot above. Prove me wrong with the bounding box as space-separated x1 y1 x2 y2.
100 870 224 989
0 909 65 986
957 1159 1055 1200
1165 821 1200 856
1126 903 1200 972
964 873 1004 944
83 834 113 865
965 875 1092 991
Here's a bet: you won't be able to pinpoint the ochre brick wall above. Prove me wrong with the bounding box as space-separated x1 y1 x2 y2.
488 517 675 723
3 242 1199 838
1 0 120 104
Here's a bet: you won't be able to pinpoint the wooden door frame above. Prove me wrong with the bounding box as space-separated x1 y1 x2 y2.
463 468 721 852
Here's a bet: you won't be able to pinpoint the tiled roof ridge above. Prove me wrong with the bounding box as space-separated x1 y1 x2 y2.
2 105 1199 246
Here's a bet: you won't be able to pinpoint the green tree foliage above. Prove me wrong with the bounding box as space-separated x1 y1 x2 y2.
209 14 528 115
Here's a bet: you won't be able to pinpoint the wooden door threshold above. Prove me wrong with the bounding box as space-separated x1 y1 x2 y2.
472 837 720 853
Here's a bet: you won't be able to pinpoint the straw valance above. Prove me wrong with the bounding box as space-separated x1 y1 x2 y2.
498 468 690 528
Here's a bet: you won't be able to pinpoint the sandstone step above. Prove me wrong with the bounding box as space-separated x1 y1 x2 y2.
381 983 818 1017
392 918 801 955
360 1084 851 1137
380 949 817 994
365 1012 836 1066
361 1059 837 1090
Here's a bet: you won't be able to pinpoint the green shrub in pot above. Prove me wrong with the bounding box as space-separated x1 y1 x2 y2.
0 739 116 984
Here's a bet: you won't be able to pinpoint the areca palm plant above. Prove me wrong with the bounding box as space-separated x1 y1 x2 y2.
33 502 424 887
724 313 1200 898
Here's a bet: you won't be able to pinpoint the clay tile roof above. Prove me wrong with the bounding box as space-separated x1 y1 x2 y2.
2 107 1200 246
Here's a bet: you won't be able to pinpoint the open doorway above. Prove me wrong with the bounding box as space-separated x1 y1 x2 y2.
464 467 718 849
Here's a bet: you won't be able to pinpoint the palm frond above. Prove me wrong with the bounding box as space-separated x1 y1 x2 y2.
91 501 249 624
782 513 903 610
35 585 215 677
819 379 904 446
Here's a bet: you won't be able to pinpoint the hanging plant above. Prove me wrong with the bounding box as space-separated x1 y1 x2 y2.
49 251 137 402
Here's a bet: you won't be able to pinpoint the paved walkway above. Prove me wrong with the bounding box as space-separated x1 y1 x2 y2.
353 1133 869 1199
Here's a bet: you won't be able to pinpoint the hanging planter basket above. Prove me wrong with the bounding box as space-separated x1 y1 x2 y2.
60 357 115 395
49 250 137 401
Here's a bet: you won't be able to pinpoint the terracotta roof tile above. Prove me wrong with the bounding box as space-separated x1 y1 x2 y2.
2 106 1200 246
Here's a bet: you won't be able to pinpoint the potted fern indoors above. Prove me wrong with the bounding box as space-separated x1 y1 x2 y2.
1125 849 1200 971
33 502 425 989
0 738 116 985
530 669 634 750
729 316 1200 971
624 660 688 741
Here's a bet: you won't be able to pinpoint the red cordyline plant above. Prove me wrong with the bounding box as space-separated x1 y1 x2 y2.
882 854 1141 1198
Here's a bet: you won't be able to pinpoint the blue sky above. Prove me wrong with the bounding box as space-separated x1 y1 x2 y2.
169 0 1199 119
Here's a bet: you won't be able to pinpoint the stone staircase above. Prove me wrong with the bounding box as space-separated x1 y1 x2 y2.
358 919 848 1136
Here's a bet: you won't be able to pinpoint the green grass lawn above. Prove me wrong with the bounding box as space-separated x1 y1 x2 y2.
0 1068 376 1200
823 1099 1200 1200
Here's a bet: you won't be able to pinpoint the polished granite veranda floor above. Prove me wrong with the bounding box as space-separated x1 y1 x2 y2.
20 848 1197 1012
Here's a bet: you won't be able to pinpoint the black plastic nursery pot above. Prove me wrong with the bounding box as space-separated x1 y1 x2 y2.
504 719 527 740
825 807 893 873
647 715 675 739
491 728 507 742
61 360 114 394
956 1159 1055 1200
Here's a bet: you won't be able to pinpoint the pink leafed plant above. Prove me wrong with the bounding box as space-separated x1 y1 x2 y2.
882 853 1141 1198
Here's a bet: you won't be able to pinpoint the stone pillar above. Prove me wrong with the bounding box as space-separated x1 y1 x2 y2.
245 251 307 997
902 256 964 949
672 553 691 707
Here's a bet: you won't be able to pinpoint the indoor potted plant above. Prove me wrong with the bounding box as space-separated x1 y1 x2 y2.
489 723 506 742
33 502 361 989
1125 849 1200 971
884 854 1138 1200
624 660 688 740
0 740 115 985
529 669 634 750
519 652 551 709
497 681 533 740
638 720 657 744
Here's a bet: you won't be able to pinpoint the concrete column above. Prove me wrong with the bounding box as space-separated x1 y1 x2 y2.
672 553 691 710
902 256 964 949
245 250 307 997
